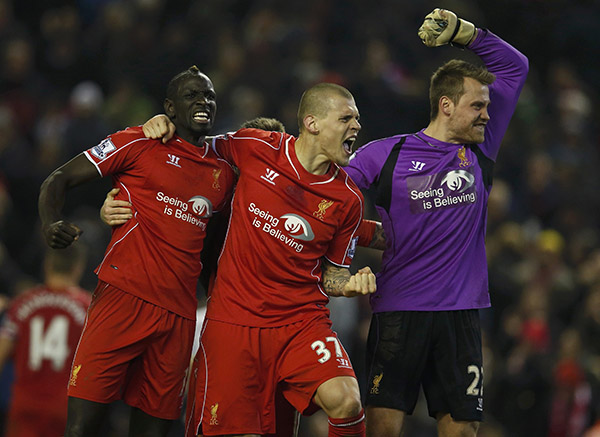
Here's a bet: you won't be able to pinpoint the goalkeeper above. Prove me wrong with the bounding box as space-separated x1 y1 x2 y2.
345 8 529 436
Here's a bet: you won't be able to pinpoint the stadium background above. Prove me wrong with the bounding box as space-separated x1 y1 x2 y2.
1 0 599 435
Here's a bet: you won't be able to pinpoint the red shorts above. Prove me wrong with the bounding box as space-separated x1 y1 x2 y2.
187 315 356 436
68 281 195 420
185 358 300 437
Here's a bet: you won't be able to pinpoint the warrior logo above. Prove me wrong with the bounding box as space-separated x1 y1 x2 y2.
441 170 475 192
313 199 334 220
188 196 213 218
260 168 280 185
280 213 315 241
167 154 181 168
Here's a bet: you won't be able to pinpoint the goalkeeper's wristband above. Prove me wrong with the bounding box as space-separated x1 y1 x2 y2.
451 18 476 46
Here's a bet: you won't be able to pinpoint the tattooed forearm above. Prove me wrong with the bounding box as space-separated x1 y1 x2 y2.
322 260 351 296
370 222 387 250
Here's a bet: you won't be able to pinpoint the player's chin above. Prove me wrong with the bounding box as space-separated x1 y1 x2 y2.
470 127 486 143
193 124 213 136
337 158 351 167
336 153 352 167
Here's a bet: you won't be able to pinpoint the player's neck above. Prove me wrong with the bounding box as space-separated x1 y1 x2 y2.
185 135 207 146
45 275 78 290
423 121 459 144
294 136 330 175
175 125 206 146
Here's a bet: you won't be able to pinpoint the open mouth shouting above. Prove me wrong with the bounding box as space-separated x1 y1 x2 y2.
343 136 357 155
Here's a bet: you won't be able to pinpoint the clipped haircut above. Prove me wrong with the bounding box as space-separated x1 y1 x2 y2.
241 117 286 133
297 83 353 132
166 65 205 100
429 59 495 120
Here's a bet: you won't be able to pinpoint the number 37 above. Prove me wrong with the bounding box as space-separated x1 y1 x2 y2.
310 337 343 364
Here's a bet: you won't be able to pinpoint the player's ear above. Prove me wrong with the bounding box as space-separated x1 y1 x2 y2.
440 96 453 116
303 114 319 135
164 99 175 119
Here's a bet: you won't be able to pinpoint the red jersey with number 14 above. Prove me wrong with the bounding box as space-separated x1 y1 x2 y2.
0 285 91 420
207 128 364 327
84 126 235 319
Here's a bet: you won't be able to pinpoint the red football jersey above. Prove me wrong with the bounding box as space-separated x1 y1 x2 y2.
84 126 235 319
0 285 91 417
207 128 364 327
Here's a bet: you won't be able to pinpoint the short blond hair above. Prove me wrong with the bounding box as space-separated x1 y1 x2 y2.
297 83 353 132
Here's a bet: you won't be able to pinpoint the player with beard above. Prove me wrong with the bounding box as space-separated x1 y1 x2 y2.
344 9 529 437
38 66 236 437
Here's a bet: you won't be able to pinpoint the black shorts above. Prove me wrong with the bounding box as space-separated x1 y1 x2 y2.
365 310 484 422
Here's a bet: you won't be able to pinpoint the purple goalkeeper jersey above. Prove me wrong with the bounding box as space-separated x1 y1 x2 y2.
345 30 529 312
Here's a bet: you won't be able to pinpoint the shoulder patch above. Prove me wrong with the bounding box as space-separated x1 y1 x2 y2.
90 138 117 159
348 236 358 259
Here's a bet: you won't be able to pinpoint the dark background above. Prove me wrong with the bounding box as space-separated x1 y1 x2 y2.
1 0 599 435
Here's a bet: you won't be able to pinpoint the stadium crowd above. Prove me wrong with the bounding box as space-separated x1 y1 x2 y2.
1 0 599 436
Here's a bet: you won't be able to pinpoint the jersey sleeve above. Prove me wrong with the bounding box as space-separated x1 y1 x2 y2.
212 128 286 167
83 127 147 177
356 219 377 247
470 30 529 161
345 137 401 190
324 178 364 267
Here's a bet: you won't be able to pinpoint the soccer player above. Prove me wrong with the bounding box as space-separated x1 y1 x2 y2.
99 117 304 437
38 66 236 437
344 9 529 437
143 82 376 437
0 244 91 437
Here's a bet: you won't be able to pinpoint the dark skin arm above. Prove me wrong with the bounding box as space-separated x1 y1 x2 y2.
39 153 101 248
199 209 229 292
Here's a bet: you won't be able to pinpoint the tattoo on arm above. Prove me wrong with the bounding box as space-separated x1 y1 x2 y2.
322 260 351 296
370 222 387 250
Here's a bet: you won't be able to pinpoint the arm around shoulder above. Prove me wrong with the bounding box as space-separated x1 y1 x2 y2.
142 114 175 143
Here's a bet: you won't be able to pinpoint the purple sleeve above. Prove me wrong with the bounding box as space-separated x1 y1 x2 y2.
469 29 529 161
345 136 403 189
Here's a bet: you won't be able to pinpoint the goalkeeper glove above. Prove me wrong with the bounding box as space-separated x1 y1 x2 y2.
418 8 476 47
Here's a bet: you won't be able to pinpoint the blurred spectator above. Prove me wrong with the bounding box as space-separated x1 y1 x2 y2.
547 329 598 437
575 285 600 381
63 80 109 158
38 6 90 93
103 76 158 131
0 36 42 136
33 93 69 176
